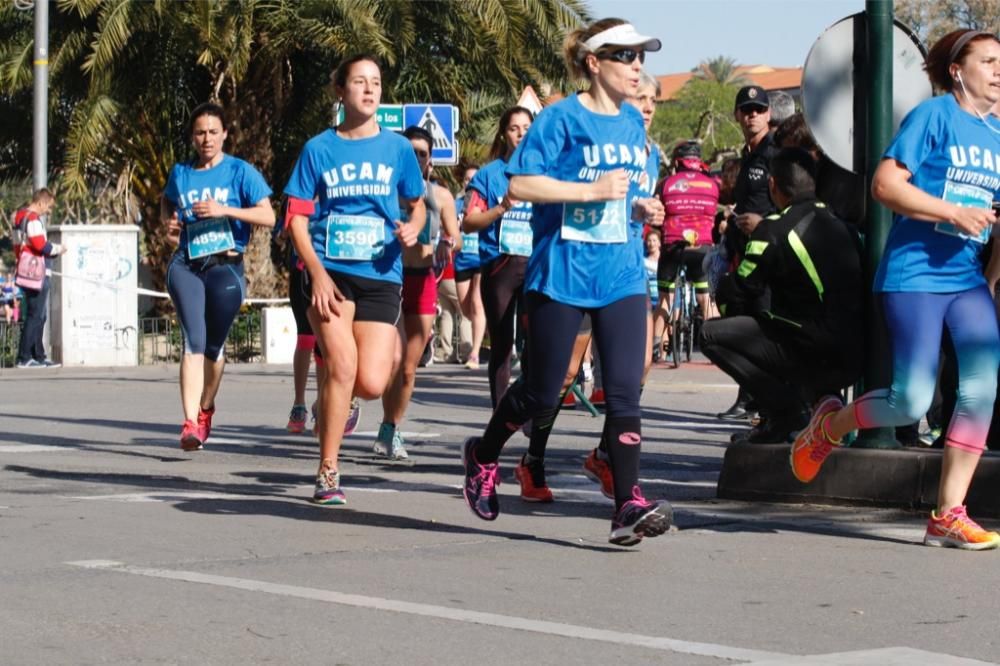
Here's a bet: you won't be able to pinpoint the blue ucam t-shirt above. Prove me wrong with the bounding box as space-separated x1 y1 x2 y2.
164 154 272 259
453 193 482 272
506 94 648 308
467 158 535 264
874 94 1000 292
283 128 425 284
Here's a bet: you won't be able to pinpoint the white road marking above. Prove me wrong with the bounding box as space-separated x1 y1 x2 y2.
743 646 997 666
0 444 67 453
654 421 749 430
348 431 441 439
66 559 788 663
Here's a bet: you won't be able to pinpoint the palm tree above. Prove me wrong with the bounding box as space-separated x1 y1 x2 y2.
0 0 587 298
691 55 751 87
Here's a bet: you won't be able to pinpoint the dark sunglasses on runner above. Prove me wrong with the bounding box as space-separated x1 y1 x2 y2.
599 48 645 65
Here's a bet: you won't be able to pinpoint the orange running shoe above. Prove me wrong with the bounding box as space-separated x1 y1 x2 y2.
513 455 554 503
790 395 844 483
924 506 1000 550
561 391 577 409
582 448 614 499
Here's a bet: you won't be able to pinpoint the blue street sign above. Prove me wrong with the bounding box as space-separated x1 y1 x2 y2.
403 104 459 165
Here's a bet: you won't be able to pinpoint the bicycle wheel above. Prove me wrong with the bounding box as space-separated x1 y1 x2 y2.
683 315 695 362
670 316 682 368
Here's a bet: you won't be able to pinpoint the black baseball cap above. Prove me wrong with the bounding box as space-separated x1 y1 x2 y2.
735 85 769 112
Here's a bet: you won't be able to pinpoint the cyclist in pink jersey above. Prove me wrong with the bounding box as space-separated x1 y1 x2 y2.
656 142 718 340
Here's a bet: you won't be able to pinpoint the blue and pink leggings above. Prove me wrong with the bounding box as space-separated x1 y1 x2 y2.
853 287 999 454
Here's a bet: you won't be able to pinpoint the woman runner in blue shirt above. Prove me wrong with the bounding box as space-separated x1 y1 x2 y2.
792 30 1000 550
284 55 426 505
461 19 670 546
161 103 275 451
453 165 486 369
462 107 535 406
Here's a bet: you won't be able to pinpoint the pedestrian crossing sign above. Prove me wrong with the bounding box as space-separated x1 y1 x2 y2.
403 104 459 165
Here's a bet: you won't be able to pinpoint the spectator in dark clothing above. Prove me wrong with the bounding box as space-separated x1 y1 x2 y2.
701 148 865 443
717 85 779 420
774 112 865 228
727 85 779 259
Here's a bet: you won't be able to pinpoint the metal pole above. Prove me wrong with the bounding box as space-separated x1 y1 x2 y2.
854 0 899 449
33 0 49 191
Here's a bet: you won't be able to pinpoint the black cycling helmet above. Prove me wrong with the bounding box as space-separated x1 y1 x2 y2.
672 141 707 173
672 141 701 160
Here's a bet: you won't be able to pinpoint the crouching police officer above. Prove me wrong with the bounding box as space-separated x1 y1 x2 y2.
701 147 864 444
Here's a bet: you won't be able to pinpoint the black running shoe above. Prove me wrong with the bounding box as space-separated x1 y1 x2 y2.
609 486 672 546
462 437 500 520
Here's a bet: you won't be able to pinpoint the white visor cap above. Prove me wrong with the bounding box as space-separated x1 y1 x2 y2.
583 23 662 53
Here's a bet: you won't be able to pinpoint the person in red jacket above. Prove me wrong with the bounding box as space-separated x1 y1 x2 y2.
14 188 65 369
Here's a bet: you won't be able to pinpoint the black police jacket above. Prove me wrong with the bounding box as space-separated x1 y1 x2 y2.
716 196 864 357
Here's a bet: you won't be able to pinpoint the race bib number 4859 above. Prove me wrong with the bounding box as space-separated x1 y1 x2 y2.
187 217 236 259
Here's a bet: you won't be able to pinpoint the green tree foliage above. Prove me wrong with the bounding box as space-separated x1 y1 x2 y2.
650 78 744 166
894 0 999 45
0 0 587 297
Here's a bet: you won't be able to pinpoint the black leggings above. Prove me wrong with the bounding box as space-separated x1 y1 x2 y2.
475 292 649 508
480 255 527 405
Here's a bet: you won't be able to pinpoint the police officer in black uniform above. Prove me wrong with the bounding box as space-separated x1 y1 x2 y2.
717 84 781 420
701 147 864 444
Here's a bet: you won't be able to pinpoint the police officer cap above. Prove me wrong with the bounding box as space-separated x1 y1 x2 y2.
735 85 770 112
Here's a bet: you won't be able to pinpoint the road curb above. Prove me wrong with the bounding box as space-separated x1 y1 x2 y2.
717 444 1000 517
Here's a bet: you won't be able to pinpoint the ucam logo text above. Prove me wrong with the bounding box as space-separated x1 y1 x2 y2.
179 187 230 208
322 162 394 188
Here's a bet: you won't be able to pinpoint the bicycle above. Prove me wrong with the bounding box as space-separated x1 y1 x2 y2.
664 241 698 368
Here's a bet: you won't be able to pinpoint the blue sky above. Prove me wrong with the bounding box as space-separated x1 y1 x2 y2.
585 0 868 75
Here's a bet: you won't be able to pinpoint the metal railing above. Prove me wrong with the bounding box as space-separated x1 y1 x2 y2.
138 306 263 365
0 309 263 368
0 320 22 368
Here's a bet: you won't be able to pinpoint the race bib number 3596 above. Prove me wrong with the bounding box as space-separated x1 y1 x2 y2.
325 215 386 261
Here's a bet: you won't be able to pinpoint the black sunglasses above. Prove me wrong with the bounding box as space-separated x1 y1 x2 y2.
599 48 645 65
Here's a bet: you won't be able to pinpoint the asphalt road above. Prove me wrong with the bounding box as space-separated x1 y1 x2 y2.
1 360 997 665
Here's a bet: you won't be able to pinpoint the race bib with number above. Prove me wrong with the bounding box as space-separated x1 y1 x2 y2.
460 231 479 256
324 214 386 261
934 181 993 244
560 200 628 244
498 218 533 257
187 217 236 259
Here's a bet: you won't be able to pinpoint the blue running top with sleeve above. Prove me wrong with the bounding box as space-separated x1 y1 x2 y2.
874 94 1000 292
453 193 482 272
642 143 661 198
283 127 425 284
164 154 272 257
467 158 534 265
505 93 649 308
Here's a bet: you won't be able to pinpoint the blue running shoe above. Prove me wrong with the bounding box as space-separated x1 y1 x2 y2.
373 423 408 460
312 462 346 506
609 486 672 546
462 437 500 520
